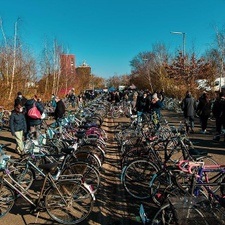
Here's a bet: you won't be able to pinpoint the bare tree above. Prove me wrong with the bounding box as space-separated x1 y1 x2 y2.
214 26 225 92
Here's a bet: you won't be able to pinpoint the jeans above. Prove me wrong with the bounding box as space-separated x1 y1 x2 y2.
185 116 195 132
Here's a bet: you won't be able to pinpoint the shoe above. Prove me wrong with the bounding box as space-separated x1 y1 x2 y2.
200 130 206 134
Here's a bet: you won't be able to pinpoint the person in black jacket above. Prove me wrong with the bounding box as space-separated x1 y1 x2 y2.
24 95 44 135
10 103 27 155
181 91 197 133
196 92 212 134
136 91 150 123
212 92 223 141
54 96 66 120
14 91 27 113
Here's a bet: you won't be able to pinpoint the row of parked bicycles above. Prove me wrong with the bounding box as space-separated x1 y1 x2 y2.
0 95 110 224
113 102 225 225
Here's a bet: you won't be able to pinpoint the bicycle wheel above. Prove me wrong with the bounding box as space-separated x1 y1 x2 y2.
165 139 183 164
0 183 15 218
150 171 175 206
62 162 100 193
10 160 34 190
78 144 105 165
72 149 102 169
122 159 159 199
151 202 207 225
194 156 220 193
45 180 94 224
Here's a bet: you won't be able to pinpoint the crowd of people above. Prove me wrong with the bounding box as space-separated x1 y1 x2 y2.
107 89 164 124
9 91 66 155
9 88 101 156
181 89 225 141
8 87 225 155
108 88 225 143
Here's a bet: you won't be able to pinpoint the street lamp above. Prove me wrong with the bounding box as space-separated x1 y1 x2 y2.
170 31 186 56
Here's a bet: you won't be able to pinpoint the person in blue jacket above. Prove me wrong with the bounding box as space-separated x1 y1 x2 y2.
9 103 27 155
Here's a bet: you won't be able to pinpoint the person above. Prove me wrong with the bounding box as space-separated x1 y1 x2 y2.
212 92 223 141
14 91 27 110
77 92 84 108
115 91 120 103
24 95 45 135
136 91 150 123
54 96 66 121
181 91 197 133
150 93 163 119
67 88 76 108
196 92 212 134
50 94 57 109
9 103 27 155
213 90 225 141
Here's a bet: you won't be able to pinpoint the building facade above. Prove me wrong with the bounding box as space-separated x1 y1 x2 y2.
60 54 76 76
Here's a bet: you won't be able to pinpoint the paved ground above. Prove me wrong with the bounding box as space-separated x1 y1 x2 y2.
0 109 224 225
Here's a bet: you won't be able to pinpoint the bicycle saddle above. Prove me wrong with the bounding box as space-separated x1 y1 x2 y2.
39 162 58 173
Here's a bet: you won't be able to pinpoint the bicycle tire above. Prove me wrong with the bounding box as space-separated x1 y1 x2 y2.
62 161 100 193
45 180 94 224
0 183 15 218
78 144 105 166
150 171 175 206
122 159 159 199
10 160 35 190
72 149 102 169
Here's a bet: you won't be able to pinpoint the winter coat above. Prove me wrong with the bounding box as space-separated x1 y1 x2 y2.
9 110 27 135
150 100 163 117
196 95 211 117
212 98 221 118
181 94 197 117
25 99 44 126
136 95 150 112
54 100 66 120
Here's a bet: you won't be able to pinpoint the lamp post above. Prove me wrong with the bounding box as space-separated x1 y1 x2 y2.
170 31 186 57
143 57 153 92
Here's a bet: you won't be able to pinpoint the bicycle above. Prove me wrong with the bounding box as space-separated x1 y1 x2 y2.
0 106 10 131
0 143 95 224
120 125 218 199
148 161 225 225
16 137 101 193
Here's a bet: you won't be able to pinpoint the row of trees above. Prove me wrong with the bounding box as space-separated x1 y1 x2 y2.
1 18 225 108
0 18 105 109
109 28 225 100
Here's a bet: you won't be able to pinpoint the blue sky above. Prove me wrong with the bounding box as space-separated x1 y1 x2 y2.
1 0 225 79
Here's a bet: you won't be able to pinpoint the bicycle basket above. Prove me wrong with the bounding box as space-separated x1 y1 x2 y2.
169 196 221 225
